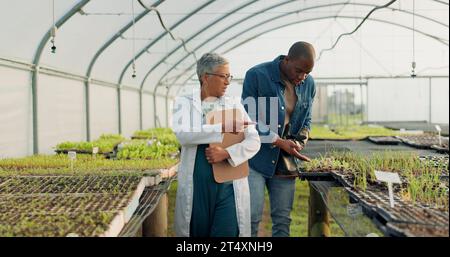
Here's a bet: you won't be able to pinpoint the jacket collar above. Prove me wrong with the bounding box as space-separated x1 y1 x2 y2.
270 55 285 83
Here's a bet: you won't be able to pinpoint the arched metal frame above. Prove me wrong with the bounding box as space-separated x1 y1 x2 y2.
85 0 165 139
32 0 90 154
173 15 450 97
157 2 449 98
28 0 449 153
137 2 448 124
117 0 216 129
159 14 449 125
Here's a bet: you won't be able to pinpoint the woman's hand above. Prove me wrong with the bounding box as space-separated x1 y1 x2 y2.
205 146 230 164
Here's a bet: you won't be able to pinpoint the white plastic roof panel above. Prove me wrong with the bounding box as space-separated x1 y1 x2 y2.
39 0 146 75
151 0 448 96
0 0 78 62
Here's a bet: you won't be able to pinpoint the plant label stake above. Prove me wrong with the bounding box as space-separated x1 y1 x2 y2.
374 170 401 208
347 203 363 218
68 151 76 171
92 147 99 156
435 125 442 145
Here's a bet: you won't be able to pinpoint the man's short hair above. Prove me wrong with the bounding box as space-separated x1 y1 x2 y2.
288 41 315 60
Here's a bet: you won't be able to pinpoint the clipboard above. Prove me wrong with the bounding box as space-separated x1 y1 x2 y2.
205 108 249 183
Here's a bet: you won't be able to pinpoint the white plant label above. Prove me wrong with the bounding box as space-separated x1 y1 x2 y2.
68 151 76 171
68 151 77 160
347 203 363 218
92 147 99 155
375 170 401 208
435 125 442 145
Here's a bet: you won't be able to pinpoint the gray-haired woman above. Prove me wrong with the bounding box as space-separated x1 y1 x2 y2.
172 53 261 237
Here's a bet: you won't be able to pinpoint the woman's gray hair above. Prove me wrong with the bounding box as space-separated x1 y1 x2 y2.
196 53 229 85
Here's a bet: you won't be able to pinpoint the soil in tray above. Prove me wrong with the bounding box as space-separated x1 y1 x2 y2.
0 175 143 195
0 193 131 214
397 134 449 148
0 212 116 237
367 136 401 145
387 222 449 237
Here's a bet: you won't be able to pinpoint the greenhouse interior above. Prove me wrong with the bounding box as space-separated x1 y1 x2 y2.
0 0 448 238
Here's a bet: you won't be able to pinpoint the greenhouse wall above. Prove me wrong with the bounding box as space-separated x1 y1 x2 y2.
367 77 449 124
0 66 32 158
155 95 168 127
121 90 141 138
89 83 119 139
430 78 450 124
142 93 156 129
38 74 86 155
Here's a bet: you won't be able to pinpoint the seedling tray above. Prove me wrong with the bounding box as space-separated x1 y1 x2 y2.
131 136 157 140
55 149 114 158
431 144 449 154
0 174 161 237
298 171 334 181
385 222 449 237
367 136 402 145
396 135 449 149
119 174 176 237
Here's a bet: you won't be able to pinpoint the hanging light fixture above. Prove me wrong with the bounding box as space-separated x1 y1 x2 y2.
50 0 57 53
131 0 137 78
411 0 417 78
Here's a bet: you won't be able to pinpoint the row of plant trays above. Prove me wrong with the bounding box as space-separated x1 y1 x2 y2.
0 173 163 237
119 174 177 237
54 149 116 159
367 136 402 145
396 134 449 150
301 169 449 237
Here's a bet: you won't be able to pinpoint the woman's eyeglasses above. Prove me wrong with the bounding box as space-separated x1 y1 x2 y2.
206 73 233 82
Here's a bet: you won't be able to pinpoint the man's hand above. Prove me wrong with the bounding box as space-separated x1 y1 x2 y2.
222 120 256 134
273 138 311 162
205 146 231 164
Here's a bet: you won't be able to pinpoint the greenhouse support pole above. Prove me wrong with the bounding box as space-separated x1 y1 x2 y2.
429 77 432 123
165 91 172 128
366 84 369 122
139 90 143 130
153 93 158 128
308 183 331 237
360 84 364 123
326 85 330 124
85 77 91 141
118 86 122 134
31 0 91 154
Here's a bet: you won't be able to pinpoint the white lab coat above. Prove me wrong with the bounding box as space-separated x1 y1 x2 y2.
172 90 261 237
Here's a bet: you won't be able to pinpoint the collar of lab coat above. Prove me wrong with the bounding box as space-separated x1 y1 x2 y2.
187 88 227 114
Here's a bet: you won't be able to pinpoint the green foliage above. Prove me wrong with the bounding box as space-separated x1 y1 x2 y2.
0 154 178 176
116 140 179 160
118 128 180 161
302 151 448 209
0 212 116 237
56 134 125 154
310 125 401 140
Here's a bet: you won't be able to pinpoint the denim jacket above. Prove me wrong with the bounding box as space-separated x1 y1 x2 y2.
241 55 316 177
